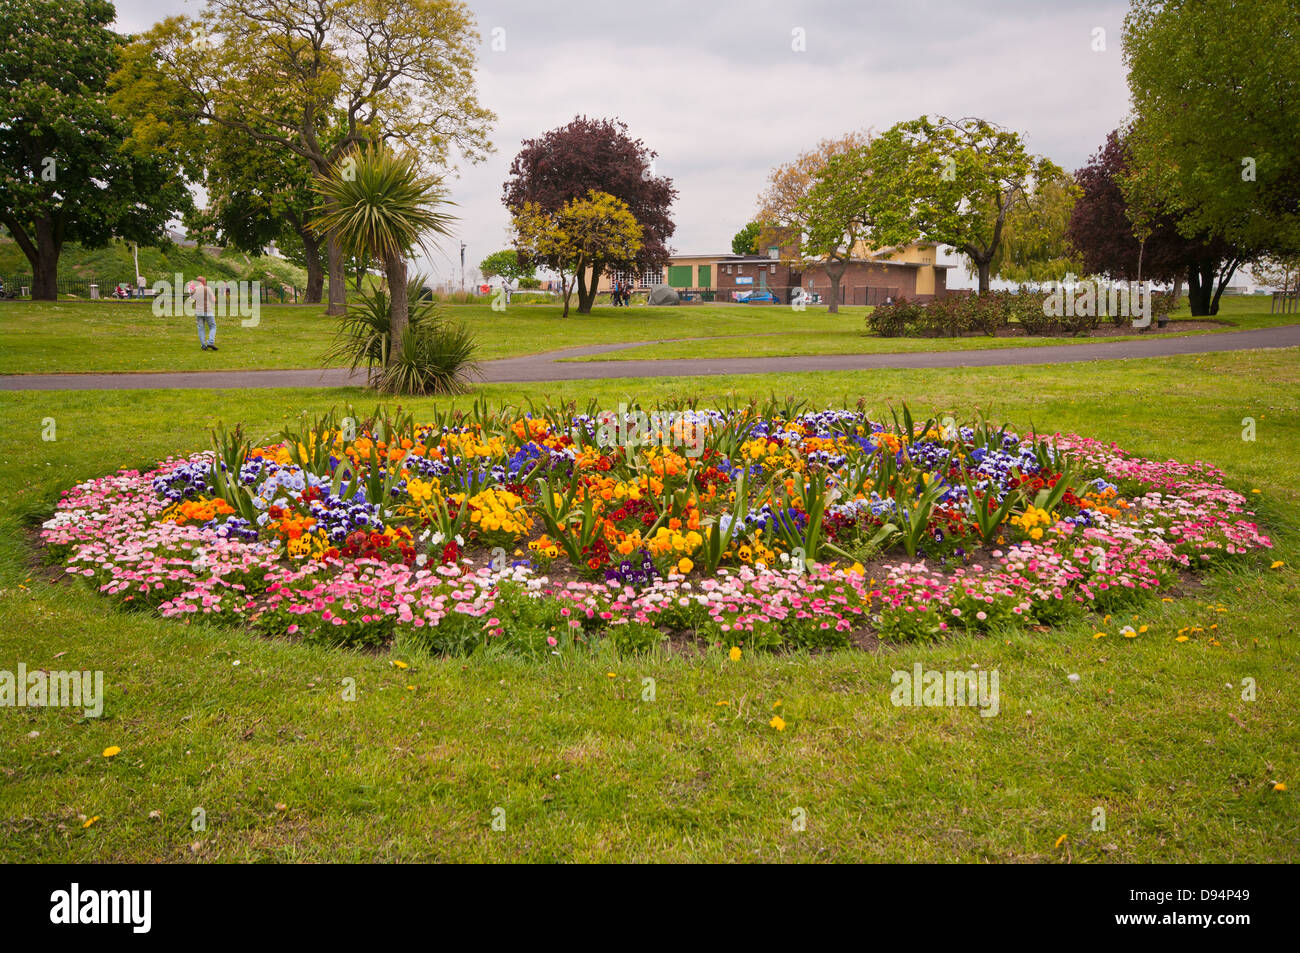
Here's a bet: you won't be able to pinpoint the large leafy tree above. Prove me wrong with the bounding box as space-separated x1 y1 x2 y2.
982 175 1083 283
503 117 675 314
1124 0 1300 259
1067 131 1244 314
119 0 494 315
512 191 642 318
867 116 1062 293
478 249 535 286
756 132 870 313
314 145 455 355
0 0 191 299
186 120 328 302
731 222 761 256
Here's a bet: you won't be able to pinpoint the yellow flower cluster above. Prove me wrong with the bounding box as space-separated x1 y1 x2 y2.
459 487 533 537
528 535 561 559
645 526 703 558
1010 505 1055 541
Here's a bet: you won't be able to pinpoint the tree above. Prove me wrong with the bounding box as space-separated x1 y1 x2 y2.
187 120 328 302
0 0 191 299
1067 131 1243 315
1124 0 1300 259
867 116 1061 293
1252 254 1300 295
503 117 675 314
731 222 761 256
756 132 869 313
313 145 455 357
478 249 535 286
513 191 642 318
121 0 494 314
981 175 1083 283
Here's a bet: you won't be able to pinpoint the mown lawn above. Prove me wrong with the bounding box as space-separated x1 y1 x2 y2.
1 295 1293 375
0 350 1297 861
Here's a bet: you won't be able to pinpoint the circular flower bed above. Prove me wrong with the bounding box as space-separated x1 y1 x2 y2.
40 404 1273 656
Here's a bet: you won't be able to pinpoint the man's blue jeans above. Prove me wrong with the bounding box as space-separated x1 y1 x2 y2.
196 313 216 347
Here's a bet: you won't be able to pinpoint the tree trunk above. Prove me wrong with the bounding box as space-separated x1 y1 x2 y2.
576 261 600 314
26 214 61 300
326 232 347 315
976 258 992 295
1186 263 1213 316
387 253 409 358
825 259 846 314
300 228 324 304
1170 274 1183 308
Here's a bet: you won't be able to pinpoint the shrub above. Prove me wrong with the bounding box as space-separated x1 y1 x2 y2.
379 321 480 395
866 297 924 337
1009 287 1057 335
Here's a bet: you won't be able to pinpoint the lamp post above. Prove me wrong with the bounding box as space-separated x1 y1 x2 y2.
459 242 466 293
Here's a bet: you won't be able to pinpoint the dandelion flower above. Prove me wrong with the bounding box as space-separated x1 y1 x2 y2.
769 715 786 731
728 646 742 662
102 746 121 758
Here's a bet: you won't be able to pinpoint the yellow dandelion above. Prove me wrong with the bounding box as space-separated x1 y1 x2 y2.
1175 635 1189 643
1274 782 1287 792
102 746 121 758
1054 833 1068 848
390 659 409 669
606 672 618 679
728 646 742 662
83 816 100 829
1093 632 1107 639
1270 560 1285 569
716 700 729 706
769 715 787 731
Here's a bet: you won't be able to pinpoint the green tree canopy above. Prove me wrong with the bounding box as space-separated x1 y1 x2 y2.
1124 0 1300 258
0 0 191 298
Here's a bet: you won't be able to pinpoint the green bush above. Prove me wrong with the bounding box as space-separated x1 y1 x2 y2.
379 321 479 395
866 297 924 337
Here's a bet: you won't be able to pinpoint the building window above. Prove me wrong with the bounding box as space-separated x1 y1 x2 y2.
768 246 779 259
609 266 662 287
769 264 776 274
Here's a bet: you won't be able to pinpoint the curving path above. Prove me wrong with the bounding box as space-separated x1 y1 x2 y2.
2 324 1298 391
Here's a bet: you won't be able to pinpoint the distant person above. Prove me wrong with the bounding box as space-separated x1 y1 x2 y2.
192 275 218 350
611 281 621 307
136 274 146 298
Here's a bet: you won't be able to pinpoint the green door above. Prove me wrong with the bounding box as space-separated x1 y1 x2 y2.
697 265 711 287
667 265 693 288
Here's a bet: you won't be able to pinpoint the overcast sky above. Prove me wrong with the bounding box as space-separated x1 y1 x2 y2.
111 0 1135 288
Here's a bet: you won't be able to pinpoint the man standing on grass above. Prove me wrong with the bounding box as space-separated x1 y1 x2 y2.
192 275 218 351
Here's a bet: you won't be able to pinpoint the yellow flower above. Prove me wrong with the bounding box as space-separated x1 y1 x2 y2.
83 816 100 829
390 659 409 669
1274 782 1288 792
769 715 786 731
1054 834 1068 848
1175 635 1189 643
677 557 694 575
772 699 783 709
1271 560 1285 569
728 646 742 662
1093 632 1107 639
606 672 617 679
102 746 121 758
716 700 729 706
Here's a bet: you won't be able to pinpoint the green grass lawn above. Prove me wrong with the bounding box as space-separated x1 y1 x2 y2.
0 349 1297 861
2 295 1294 376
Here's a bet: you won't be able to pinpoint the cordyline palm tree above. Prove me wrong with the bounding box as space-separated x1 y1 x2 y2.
313 144 455 360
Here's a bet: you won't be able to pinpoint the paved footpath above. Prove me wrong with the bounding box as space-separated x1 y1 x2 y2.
2 324 1298 391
